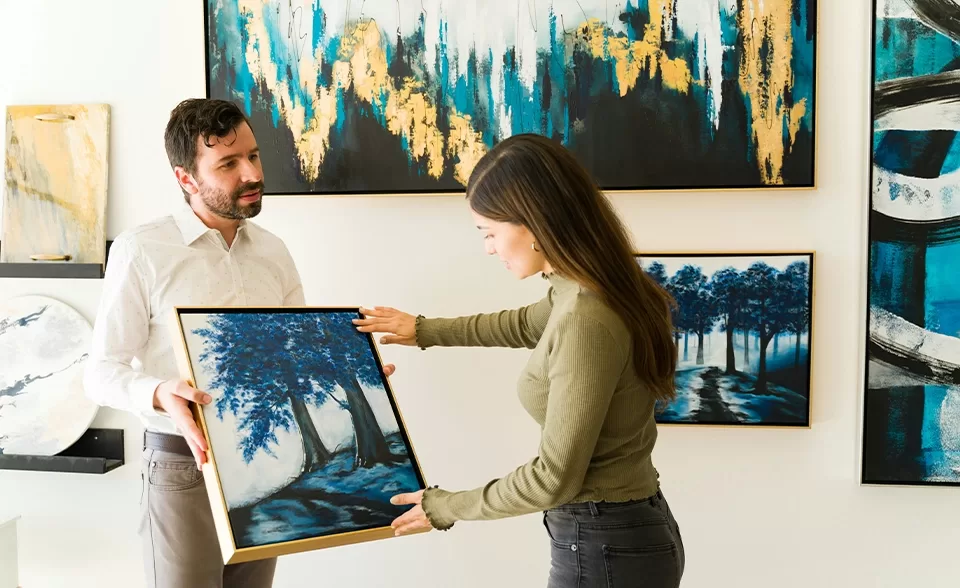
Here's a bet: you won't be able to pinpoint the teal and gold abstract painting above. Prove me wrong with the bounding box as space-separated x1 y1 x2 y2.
1 104 109 264
204 1 817 194
864 0 960 485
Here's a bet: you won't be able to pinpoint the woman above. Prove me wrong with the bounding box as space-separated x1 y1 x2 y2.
354 133 684 587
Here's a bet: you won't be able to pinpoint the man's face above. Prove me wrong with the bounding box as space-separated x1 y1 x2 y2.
186 121 264 220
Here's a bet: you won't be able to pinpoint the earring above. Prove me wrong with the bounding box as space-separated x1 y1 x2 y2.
531 241 539 252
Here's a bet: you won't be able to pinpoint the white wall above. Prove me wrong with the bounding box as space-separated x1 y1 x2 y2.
2 1 958 586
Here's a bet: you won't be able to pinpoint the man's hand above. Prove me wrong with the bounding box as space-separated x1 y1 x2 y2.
153 380 211 468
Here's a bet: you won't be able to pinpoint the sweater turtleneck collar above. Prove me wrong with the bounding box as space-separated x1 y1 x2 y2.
543 271 582 295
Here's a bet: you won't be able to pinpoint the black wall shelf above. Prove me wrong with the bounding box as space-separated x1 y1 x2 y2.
0 428 124 474
0 240 112 279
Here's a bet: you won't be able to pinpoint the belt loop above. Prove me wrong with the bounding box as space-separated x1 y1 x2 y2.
588 502 599 517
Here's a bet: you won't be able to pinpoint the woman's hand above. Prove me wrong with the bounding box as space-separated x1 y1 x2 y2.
354 306 418 346
390 489 434 536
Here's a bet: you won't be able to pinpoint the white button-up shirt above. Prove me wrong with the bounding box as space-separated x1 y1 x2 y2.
84 202 304 434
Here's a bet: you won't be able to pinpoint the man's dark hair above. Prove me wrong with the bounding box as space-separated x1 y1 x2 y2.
164 98 250 179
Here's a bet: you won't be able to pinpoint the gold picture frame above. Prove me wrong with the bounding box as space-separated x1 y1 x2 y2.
634 251 816 429
168 305 428 564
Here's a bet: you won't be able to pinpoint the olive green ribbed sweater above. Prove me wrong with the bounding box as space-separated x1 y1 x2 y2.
416 273 661 531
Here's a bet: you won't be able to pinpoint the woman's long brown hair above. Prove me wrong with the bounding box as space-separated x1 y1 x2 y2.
466 134 678 402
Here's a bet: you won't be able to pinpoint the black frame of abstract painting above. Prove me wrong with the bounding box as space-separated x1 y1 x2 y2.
636 251 815 428
861 0 960 487
168 306 429 564
201 0 819 196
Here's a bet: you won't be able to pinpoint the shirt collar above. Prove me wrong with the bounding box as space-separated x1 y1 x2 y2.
173 201 248 246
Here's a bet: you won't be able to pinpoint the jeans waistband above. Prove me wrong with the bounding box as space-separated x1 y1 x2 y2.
547 489 663 516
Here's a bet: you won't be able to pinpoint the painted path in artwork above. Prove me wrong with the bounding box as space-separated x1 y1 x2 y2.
660 366 808 424
228 434 421 548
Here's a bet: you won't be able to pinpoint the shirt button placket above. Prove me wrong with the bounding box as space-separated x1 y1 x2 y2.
228 250 246 305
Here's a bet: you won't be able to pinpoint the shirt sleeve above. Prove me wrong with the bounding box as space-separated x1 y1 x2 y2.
414 293 554 349
420 313 626 528
82 236 165 419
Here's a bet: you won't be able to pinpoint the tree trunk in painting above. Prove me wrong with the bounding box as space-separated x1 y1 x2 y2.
795 332 802 367
696 329 705 365
683 332 689 361
340 375 392 468
757 332 774 393
725 323 736 374
289 394 331 473
743 330 750 365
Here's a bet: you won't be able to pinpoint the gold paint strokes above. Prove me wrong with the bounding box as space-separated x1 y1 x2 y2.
2 104 109 263
574 3 692 97
340 23 488 184
448 113 487 186
240 6 488 185
738 0 806 185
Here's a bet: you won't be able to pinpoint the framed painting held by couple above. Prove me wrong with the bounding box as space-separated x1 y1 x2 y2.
169 306 427 564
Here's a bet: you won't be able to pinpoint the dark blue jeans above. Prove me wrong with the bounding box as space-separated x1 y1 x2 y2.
543 490 684 587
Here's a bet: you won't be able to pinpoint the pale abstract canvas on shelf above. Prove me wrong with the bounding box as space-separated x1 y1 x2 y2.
637 253 814 426
204 0 816 194
0 296 98 455
1 104 109 264
864 0 960 485
174 308 425 561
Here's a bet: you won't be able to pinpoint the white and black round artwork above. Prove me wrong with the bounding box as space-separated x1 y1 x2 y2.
0 295 98 455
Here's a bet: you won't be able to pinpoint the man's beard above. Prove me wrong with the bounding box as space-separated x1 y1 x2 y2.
198 179 264 220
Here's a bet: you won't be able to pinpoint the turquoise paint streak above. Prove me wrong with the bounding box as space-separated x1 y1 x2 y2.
260 4 310 116
790 1 814 133
335 85 346 134
875 18 960 82
213 2 257 115
548 7 568 139
485 48 497 142
926 242 960 336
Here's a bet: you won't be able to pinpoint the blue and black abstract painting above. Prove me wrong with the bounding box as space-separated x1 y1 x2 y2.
204 0 816 194
638 253 813 426
180 308 424 549
864 0 960 485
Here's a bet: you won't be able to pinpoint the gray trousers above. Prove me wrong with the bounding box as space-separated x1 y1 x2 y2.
138 447 277 588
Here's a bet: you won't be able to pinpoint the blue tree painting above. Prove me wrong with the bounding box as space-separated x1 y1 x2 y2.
864 0 960 485
204 0 816 194
638 254 813 426
183 309 424 549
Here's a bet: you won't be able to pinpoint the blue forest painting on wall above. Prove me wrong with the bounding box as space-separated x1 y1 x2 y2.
864 0 960 485
176 308 425 555
204 0 817 194
637 253 813 426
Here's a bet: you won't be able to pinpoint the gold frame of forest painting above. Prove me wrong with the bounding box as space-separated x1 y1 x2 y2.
168 305 428 564
635 251 816 429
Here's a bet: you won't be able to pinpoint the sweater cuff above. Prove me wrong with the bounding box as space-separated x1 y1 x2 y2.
422 487 457 531
415 315 436 350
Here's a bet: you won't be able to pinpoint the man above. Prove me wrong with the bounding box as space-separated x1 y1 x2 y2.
84 98 393 587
